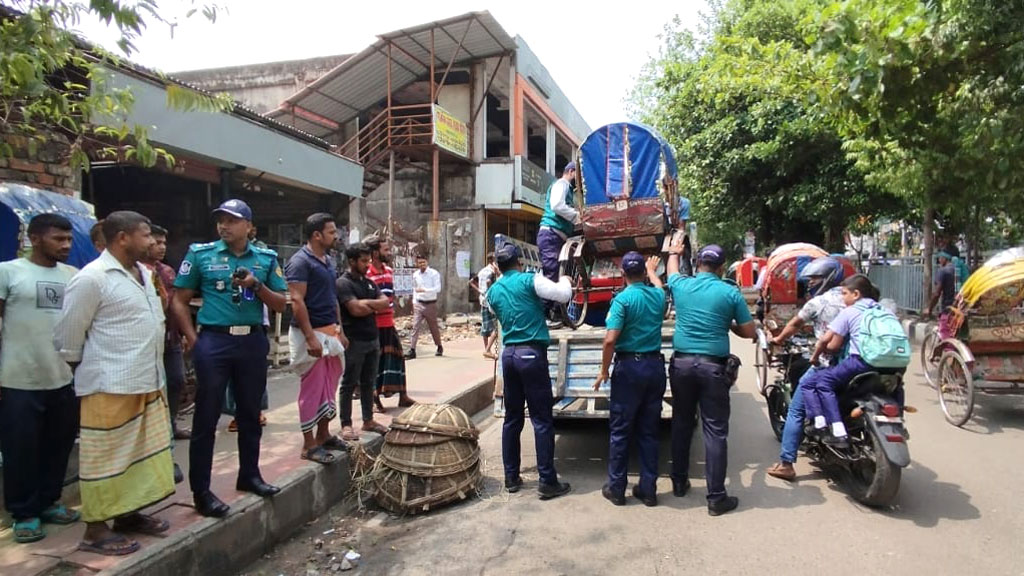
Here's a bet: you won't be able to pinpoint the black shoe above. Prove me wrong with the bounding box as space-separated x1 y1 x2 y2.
538 481 571 500
173 463 184 485
404 350 416 360
236 477 281 497
672 479 691 497
435 347 444 357
632 485 657 507
601 484 625 506
194 491 230 518
707 496 739 517
505 477 523 494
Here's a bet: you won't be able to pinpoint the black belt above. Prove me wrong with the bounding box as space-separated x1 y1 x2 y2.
508 341 548 350
672 352 727 365
615 351 664 362
200 324 265 335
418 299 437 304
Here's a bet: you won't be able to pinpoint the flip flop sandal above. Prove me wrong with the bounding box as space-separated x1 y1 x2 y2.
373 402 386 414
301 446 337 464
78 535 140 556
322 435 347 450
341 427 361 442
767 463 797 481
397 398 418 408
41 503 81 525
113 514 170 536
13 518 45 543
362 421 389 435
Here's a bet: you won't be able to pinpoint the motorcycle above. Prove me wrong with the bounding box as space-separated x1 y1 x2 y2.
764 338 910 507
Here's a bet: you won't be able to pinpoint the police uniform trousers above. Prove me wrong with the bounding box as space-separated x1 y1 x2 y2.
189 329 270 494
501 343 558 485
607 354 665 497
669 354 732 502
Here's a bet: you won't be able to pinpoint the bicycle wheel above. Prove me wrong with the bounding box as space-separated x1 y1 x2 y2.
559 247 590 330
920 328 941 389
938 350 975 427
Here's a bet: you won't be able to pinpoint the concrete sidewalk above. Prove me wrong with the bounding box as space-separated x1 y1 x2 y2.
0 337 497 576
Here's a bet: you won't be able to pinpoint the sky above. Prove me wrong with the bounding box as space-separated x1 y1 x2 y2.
72 0 708 128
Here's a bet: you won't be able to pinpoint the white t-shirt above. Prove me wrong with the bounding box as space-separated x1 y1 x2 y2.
477 265 495 307
0 258 77 390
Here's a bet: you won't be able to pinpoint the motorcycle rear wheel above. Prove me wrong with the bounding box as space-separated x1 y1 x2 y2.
766 387 789 443
847 431 902 507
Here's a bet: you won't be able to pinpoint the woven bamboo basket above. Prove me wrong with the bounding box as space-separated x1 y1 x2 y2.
373 403 482 514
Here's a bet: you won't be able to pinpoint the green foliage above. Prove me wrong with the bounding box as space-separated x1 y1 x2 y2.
630 0 1024 258
630 0 905 254
0 0 229 171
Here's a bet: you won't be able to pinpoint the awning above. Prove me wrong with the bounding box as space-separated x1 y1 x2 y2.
0 183 98 267
270 11 516 136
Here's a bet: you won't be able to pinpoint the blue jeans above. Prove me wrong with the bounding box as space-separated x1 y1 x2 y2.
780 367 815 463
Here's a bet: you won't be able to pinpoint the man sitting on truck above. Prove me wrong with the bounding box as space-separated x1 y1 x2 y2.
536 162 579 318
591 252 667 507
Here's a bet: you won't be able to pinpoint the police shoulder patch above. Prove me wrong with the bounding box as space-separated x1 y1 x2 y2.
190 241 217 252
252 245 278 257
178 260 193 276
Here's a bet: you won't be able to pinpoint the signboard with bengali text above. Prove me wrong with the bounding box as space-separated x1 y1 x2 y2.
432 105 469 158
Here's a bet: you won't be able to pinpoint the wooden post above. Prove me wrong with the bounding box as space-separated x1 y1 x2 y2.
388 149 395 235
433 148 440 221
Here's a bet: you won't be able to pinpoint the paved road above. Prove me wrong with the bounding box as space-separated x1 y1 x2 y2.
287 336 1024 575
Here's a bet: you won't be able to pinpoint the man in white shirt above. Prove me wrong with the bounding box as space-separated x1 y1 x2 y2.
54 211 174 557
470 252 499 359
405 255 444 360
0 214 79 544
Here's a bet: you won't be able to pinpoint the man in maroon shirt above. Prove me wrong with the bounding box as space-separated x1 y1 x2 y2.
141 226 188 485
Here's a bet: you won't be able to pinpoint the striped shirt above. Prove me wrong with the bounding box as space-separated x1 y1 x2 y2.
54 250 166 396
367 262 395 329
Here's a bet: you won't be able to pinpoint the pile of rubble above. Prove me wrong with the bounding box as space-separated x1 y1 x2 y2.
396 313 483 342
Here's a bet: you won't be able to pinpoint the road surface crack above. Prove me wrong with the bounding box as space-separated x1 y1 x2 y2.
478 516 520 576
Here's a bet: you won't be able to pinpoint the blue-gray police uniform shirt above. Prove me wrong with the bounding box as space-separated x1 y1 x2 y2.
173 239 287 326
668 271 752 357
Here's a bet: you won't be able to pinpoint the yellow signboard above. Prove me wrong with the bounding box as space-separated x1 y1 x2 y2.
432 105 469 158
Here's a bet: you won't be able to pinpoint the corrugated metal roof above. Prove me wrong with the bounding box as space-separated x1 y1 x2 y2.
273 11 516 136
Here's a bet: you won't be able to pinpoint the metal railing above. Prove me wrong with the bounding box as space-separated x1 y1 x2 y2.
868 261 925 313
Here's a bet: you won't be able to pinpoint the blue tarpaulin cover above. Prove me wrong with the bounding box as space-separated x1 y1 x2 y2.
0 183 98 268
579 122 679 206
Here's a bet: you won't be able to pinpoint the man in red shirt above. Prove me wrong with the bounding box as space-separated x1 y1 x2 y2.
365 235 416 412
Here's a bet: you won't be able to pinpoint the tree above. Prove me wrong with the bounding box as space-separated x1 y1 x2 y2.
0 0 228 170
629 0 906 254
800 0 1024 307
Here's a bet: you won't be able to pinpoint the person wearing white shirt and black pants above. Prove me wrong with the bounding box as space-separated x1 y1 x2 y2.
405 255 443 359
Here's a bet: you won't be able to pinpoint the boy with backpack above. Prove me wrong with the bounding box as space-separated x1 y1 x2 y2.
802 274 911 447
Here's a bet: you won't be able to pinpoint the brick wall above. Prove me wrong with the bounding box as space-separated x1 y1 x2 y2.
0 130 81 195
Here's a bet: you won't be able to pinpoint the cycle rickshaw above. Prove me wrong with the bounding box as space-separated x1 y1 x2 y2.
924 247 1024 426
557 122 690 328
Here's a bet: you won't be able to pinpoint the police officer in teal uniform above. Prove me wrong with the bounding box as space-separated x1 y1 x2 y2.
592 252 667 507
171 199 288 518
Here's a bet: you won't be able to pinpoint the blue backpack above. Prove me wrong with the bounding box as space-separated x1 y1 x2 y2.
855 302 911 368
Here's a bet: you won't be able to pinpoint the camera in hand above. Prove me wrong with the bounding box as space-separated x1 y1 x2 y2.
232 267 256 303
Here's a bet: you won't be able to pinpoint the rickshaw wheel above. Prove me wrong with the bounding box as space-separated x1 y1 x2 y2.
558 242 590 330
937 350 975 427
754 328 770 395
920 328 941 389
